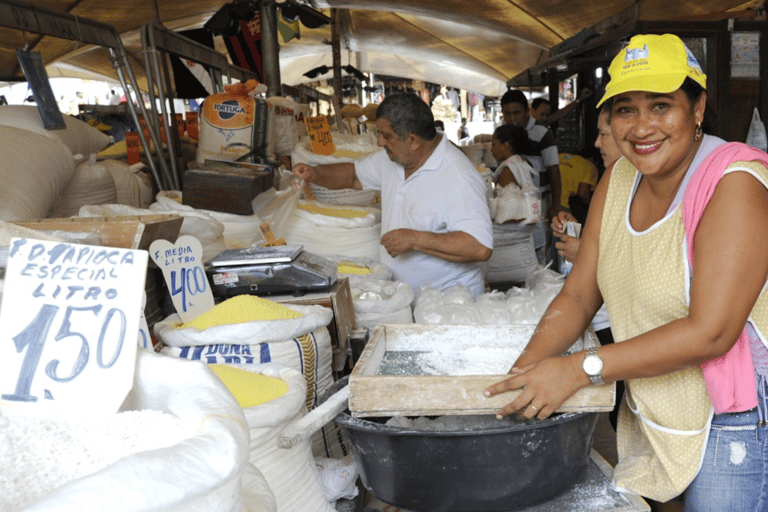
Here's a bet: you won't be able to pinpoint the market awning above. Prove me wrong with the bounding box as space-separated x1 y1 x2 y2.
0 0 763 98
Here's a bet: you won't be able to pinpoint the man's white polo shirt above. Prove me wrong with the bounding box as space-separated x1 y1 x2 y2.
355 134 492 296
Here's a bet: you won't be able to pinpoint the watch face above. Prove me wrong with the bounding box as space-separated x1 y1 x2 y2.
584 356 602 375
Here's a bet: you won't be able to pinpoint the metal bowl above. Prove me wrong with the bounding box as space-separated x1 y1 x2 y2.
324 377 598 512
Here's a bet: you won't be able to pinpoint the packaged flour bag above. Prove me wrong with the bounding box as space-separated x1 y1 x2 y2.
197 79 276 165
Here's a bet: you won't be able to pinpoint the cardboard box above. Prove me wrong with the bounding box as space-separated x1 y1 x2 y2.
349 323 615 418
13 214 183 251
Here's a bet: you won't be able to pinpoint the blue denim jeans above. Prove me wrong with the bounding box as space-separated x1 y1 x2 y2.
683 408 768 511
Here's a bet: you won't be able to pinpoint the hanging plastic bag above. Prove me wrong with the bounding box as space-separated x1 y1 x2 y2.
746 108 768 152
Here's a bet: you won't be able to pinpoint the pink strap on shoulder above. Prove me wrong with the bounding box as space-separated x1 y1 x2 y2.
682 142 768 413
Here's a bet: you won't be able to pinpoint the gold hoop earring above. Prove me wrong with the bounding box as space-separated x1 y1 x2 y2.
694 122 703 141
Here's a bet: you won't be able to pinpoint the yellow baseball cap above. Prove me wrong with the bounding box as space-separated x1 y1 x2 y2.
597 33 707 107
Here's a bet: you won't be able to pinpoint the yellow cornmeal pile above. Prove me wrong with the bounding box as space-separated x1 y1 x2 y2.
298 203 368 218
209 364 288 408
337 261 372 275
178 295 303 330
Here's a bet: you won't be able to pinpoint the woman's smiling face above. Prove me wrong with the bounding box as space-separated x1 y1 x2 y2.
610 88 706 180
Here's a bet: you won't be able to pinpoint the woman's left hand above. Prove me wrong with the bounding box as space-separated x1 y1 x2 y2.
484 353 588 420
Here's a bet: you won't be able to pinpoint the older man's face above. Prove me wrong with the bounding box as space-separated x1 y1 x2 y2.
376 118 414 169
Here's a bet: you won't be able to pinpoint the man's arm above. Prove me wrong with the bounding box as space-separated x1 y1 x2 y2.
292 162 361 190
381 229 492 262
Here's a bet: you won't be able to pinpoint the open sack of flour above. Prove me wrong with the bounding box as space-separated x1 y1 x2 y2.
2 350 262 512
282 200 381 262
156 296 349 459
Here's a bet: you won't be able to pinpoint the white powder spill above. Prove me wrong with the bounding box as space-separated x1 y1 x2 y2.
730 441 747 465
0 410 194 511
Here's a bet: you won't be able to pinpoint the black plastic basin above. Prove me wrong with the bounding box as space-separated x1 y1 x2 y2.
324 377 598 512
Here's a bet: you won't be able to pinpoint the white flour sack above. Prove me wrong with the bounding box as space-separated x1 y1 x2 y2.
0 105 111 157
4 350 251 512
282 200 381 261
0 126 75 221
236 363 335 512
267 95 301 157
197 82 276 165
48 154 117 218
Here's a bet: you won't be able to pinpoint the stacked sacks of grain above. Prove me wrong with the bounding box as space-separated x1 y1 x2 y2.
155 295 349 459
211 362 337 512
4 350 263 512
48 154 118 218
282 200 381 262
291 132 379 206
0 125 75 221
0 105 111 158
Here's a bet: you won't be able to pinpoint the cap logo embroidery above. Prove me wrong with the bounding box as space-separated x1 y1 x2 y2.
624 45 649 62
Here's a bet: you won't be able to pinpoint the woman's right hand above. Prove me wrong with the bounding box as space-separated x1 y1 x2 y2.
551 211 581 262
551 211 577 236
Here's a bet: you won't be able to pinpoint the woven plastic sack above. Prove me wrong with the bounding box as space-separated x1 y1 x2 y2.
235 363 334 512
486 223 538 284
282 200 381 261
49 154 117 218
267 95 301 157
101 160 154 209
0 126 75 221
21 350 250 512
0 105 111 157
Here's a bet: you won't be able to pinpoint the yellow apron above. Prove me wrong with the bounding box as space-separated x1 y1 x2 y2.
597 158 713 501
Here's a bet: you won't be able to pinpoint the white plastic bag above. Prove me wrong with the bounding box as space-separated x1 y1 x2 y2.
351 279 414 331
746 107 768 152
21 350 250 512
313 457 359 502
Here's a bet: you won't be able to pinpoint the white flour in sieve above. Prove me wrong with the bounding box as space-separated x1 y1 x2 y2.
0 410 194 511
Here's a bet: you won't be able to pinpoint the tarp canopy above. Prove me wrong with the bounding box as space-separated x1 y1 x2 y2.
0 0 764 98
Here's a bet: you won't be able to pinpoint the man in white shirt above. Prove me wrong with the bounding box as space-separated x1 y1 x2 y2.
293 93 493 296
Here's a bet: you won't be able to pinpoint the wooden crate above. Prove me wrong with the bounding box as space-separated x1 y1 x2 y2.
13 214 183 251
349 323 615 418
270 277 355 374
182 165 273 215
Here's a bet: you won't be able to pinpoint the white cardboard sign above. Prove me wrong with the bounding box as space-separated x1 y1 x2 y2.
0 238 148 418
150 235 214 324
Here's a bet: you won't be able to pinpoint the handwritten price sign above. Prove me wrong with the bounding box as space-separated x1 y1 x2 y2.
305 115 335 156
0 239 149 418
150 235 214 323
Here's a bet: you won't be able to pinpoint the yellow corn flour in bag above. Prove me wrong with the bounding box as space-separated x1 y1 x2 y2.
297 203 369 218
178 294 303 330
209 364 289 408
337 261 372 275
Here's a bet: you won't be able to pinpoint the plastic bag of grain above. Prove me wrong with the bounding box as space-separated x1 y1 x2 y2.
324 254 394 286
156 298 347 459
0 126 75 221
0 105 111 157
48 154 118 218
5 350 250 512
282 200 381 261
351 279 414 331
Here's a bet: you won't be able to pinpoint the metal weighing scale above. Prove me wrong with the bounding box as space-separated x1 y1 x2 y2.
205 245 337 298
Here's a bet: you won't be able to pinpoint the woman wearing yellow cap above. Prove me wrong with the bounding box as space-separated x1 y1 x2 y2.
486 33 768 511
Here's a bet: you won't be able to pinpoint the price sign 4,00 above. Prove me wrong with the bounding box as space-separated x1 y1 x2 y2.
0 239 148 418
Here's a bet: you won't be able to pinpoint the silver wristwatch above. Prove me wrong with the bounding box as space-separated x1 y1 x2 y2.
582 347 605 385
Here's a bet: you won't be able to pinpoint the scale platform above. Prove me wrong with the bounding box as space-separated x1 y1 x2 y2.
205 245 337 297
